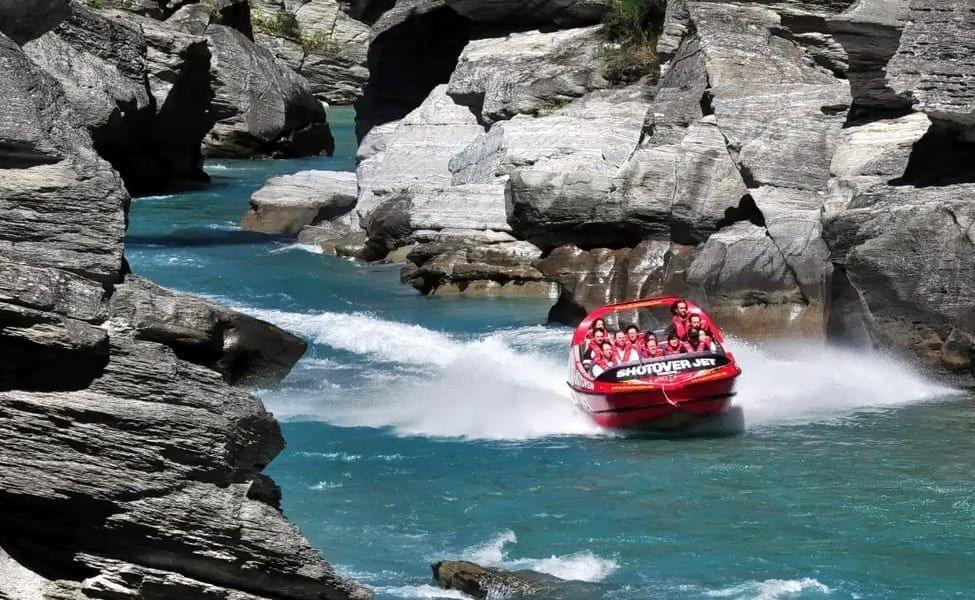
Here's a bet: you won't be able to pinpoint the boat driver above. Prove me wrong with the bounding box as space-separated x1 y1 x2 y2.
670 299 690 338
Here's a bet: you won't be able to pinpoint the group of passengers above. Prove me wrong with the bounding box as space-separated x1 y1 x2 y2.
584 299 718 377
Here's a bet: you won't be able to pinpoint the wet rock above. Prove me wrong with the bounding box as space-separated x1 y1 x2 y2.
432 560 552 599
109 276 308 385
447 25 608 125
204 24 333 158
241 170 358 234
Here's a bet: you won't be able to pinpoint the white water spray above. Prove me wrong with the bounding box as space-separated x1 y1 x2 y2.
249 308 957 440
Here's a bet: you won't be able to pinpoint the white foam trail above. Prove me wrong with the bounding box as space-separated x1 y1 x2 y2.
375 585 471 599
247 308 957 440
309 481 343 490
271 243 324 255
461 531 617 583
730 338 956 428
706 577 831 599
132 193 175 202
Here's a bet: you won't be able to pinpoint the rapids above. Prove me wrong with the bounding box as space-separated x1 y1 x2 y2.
126 107 975 599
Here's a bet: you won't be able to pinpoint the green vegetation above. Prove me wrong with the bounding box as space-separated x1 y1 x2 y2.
86 0 104 8
601 0 661 83
251 9 343 57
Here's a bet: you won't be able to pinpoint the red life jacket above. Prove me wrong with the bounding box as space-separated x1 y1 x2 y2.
671 315 690 339
638 346 664 360
613 343 633 363
664 341 689 356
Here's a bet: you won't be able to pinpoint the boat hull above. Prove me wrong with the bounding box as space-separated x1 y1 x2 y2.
571 376 737 431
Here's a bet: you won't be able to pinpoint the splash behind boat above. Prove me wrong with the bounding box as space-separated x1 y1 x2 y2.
567 297 742 431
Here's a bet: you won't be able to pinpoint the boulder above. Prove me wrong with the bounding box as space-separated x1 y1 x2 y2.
241 170 358 234
204 24 333 158
432 560 552 599
356 84 485 231
109 276 308 385
447 25 608 125
403 238 552 297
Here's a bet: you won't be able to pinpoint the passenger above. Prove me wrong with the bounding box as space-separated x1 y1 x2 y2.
638 334 665 360
587 328 608 357
664 330 689 356
625 324 644 347
688 313 712 337
613 330 640 364
591 341 615 377
591 318 607 332
670 299 691 339
685 327 713 353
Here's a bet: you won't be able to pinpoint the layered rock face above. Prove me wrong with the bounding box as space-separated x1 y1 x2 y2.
14 0 339 189
0 12 370 599
325 0 975 379
252 0 371 105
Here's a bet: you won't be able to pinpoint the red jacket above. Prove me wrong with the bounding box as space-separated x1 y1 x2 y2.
671 315 690 339
664 342 690 356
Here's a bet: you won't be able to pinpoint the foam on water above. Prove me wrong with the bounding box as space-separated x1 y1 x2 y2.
706 577 831 599
460 530 617 583
375 585 471 599
248 308 956 440
271 243 325 255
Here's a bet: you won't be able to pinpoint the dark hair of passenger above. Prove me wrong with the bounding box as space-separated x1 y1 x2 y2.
665 325 678 340
670 299 687 316
592 318 606 331
645 333 658 344
600 341 613 354
625 325 639 334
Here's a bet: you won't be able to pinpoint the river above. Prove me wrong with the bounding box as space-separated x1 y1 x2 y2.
126 107 975 600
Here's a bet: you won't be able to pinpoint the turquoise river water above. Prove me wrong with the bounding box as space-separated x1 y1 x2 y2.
126 108 975 599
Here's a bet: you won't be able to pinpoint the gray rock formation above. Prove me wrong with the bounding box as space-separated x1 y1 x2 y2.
204 24 334 157
22 4 214 193
344 0 975 378
251 0 370 105
241 170 358 234
0 24 370 598
447 25 608 125
432 560 550 599
887 0 975 128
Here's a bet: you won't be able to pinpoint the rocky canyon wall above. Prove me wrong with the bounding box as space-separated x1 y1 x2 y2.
256 0 974 381
0 2 371 598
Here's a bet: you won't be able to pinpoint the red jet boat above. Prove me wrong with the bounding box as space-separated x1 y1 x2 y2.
567 297 741 431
